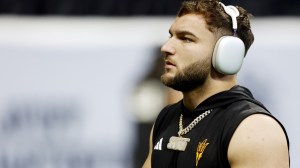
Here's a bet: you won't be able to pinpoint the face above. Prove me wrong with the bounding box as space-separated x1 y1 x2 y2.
161 14 217 91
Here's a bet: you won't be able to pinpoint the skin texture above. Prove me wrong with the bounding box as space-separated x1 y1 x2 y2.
142 14 289 168
228 114 289 168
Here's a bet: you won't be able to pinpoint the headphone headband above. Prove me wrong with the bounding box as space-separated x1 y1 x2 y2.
219 2 239 35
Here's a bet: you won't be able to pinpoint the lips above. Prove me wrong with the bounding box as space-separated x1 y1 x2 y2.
165 60 175 66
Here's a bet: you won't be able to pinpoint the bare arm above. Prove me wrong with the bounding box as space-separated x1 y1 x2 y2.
228 114 289 168
142 125 154 168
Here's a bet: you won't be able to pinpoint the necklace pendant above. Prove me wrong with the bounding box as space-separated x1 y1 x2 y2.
167 136 190 151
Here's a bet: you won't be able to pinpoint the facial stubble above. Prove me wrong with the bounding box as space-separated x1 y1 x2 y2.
161 58 211 92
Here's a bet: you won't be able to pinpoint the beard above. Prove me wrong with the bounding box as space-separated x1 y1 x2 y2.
161 59 210 92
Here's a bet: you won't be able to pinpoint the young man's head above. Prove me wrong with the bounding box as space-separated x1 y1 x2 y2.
177 0 254 53
161 0 254 92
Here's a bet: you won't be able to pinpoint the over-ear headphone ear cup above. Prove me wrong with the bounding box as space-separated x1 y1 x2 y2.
212 36 245 75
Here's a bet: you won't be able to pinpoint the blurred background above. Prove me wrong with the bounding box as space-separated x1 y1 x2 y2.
0 0 299 168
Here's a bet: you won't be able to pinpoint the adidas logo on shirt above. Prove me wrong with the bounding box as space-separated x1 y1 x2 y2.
154 138 163 150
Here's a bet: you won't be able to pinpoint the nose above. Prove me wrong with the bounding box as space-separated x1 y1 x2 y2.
161 38 175 55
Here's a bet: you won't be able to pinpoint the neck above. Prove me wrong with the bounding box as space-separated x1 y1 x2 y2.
182 75 237 111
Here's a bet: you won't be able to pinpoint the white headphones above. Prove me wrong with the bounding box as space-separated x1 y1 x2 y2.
212 2 245 75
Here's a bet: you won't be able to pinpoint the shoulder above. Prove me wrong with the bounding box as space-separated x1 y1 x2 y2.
228 114 289 168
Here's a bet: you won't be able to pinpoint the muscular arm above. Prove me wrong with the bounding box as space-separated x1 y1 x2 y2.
228 114 289 168
142 126 154 168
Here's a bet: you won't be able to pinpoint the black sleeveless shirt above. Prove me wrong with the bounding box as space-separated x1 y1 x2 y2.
151 85 289 168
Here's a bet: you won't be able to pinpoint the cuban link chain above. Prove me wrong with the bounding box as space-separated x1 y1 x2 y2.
178 109 212 137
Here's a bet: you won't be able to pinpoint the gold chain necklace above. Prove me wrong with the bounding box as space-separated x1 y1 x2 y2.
167 109 212 151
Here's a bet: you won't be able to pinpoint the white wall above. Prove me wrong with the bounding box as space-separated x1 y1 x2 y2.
0 16 298 168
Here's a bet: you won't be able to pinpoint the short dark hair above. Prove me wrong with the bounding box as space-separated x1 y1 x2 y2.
177 0 254 54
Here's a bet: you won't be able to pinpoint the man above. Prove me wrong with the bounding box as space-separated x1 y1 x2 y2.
142 0 290 167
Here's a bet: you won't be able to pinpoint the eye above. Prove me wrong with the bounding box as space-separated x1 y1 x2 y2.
181 37 193 43
168 31 173 38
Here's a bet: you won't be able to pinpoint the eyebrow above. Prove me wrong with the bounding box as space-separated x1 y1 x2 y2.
169 29 197 38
